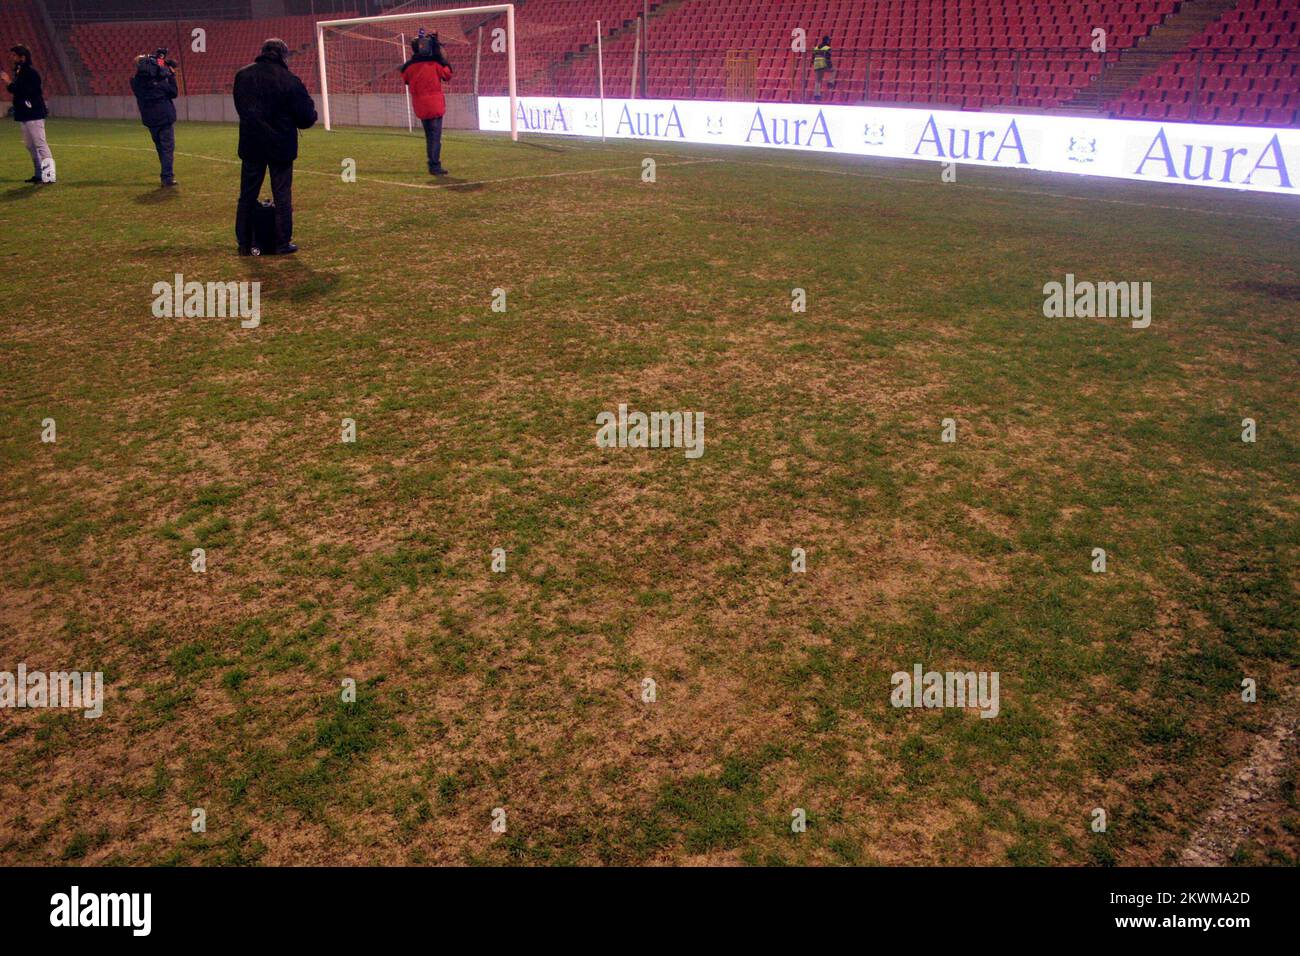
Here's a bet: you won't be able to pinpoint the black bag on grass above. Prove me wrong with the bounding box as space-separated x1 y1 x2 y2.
250 199 280 256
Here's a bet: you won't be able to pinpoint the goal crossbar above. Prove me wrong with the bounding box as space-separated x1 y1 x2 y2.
316 3 517 139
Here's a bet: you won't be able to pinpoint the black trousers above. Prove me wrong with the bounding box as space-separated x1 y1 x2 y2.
235 159 293 249
422 116 443 169
148 123 174 182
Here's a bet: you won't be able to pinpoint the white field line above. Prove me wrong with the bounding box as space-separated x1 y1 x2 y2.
52 141 721 190
51 138 1297 223
490 136 1298 225
418 133 1299 224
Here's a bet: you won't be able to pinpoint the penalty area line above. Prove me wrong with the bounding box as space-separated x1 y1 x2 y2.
54 142 723 191
352 158 724 191
429 134 1298 224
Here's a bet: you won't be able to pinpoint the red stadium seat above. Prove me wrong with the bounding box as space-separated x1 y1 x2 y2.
28 0 1299 127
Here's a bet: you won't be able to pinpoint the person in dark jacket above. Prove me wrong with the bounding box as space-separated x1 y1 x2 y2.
1 45 54 184
231 38 317 255
400 32 453 176
130 51 179 186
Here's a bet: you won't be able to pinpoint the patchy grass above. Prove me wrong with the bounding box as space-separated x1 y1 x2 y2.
0 118 1296 866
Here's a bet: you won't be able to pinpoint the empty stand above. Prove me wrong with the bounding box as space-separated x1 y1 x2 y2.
67 13 343 95
557 1 1177 110
23 0 1298 128
1117 0 1299 126
1 0 69 95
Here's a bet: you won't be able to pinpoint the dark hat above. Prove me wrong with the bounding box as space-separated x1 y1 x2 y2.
261 38 289 58
10 44 32 60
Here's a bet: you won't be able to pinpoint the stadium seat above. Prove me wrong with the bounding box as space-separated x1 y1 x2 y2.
28 0 1300 127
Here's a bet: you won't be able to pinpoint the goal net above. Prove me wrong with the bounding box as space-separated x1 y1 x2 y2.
317 3 518 137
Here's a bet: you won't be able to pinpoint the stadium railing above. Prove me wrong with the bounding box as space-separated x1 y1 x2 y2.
543 45 1297 127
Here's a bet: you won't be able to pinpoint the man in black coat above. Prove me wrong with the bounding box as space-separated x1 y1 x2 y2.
1 45 54 184
232 38 317 255
130 51 179 186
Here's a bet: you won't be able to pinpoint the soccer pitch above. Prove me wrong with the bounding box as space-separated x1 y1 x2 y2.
1 117 1296 865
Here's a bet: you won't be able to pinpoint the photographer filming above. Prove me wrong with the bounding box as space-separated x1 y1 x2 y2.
400 30 453 176
130 48 179 187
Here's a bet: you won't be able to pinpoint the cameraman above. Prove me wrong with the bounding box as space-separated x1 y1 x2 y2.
1 45 53 184
130 49 179 187
401 31 453 176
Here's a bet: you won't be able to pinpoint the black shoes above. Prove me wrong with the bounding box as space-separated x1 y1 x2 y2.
429 165 448 176
238 243 296 256
25 175 41 183
162 179 177 187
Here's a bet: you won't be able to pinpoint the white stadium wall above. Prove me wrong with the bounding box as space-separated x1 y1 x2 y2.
478 95 1300 197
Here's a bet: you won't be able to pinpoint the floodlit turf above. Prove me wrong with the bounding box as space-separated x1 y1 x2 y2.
0 117 1297 865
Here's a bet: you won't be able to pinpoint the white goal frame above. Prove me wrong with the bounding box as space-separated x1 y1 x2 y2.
316 3 518 140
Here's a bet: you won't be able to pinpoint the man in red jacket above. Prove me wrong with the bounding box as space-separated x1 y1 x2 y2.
401 32 453 176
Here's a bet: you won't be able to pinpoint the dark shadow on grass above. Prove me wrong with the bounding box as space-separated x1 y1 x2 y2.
0 185 41 201
134 186 181 205
127 243 341 310
515 139 567 154
133 243 218 259
39 180 116 188
443 180 485 192
1232 280 1300 301
240 255 342 304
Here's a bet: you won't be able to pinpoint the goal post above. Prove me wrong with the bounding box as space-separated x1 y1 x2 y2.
316 3 517 140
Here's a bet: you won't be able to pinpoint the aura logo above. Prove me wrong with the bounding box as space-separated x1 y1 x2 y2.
746 107 833 148
705 113 725 136
582 109 600 130
1068 136 1097 164
863 123 886 146
913 114 1029 165
615 103 685 138
486 105 502 124
1134 128 1292 188
516 100 570 132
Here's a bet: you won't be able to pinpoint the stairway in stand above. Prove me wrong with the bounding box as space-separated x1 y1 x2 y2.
1059 0 1240 113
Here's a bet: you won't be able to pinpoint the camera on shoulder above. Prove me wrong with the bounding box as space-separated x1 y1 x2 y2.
137 48 175 78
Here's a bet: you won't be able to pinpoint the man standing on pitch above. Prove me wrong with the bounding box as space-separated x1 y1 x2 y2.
131 49 179 187
232 38 317 255
2 45 54 184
